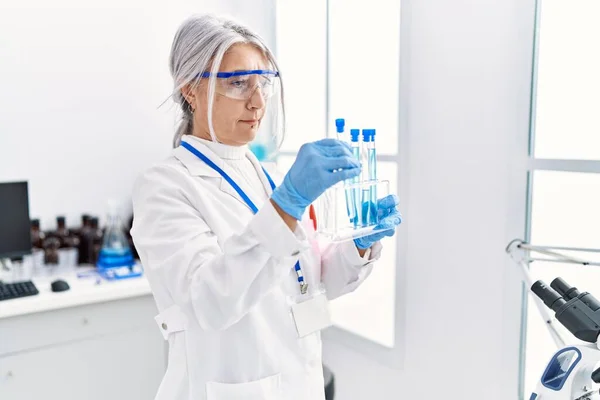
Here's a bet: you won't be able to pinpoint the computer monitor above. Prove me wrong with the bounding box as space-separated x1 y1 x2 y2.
0 181 32 261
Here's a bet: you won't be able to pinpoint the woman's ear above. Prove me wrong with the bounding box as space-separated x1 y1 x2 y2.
181 84 196 110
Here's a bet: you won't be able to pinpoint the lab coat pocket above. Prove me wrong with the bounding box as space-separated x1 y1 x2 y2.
206 373 282 400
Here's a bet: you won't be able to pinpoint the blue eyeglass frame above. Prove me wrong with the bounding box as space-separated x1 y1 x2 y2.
199 69 280 79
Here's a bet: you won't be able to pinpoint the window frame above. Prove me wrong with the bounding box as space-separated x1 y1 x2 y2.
519 0 600 396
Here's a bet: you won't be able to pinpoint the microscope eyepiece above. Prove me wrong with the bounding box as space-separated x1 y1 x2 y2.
551 277 581 300
532 280 567 312
532 276 600 343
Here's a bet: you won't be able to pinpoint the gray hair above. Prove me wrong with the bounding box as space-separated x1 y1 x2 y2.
169 14 285 148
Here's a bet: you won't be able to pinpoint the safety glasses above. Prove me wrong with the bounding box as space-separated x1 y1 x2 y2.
200 69 280 101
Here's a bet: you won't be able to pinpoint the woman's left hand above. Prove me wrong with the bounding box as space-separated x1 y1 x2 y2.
354 194 402 250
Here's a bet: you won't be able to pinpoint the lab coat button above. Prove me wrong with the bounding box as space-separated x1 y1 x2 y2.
161 322 168 330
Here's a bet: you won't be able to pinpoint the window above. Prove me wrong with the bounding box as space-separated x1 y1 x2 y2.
276 0 402 355
533 1 600 160
328 162 398 348
523 0 600 396
275 0 327 153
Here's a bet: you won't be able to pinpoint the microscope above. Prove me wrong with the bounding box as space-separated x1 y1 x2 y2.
530 278 600 400
507 240 600 400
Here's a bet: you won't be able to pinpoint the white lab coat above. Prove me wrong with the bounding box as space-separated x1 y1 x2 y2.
131 136 382 400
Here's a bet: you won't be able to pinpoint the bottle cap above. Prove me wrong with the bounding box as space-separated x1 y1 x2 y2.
350 129 360 142
362 129 371 142
335 118 345 133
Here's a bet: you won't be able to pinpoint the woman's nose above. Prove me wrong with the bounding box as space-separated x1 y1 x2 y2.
247 85 266 109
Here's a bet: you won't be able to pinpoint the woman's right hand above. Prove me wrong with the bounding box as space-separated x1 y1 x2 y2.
271 139 361 220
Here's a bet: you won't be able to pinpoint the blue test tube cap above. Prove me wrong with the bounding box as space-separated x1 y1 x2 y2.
362 129 372 142
370 129 376 139
350 129 360 142
335 118 345 133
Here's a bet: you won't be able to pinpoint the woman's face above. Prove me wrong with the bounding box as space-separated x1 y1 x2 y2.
185 43 270 146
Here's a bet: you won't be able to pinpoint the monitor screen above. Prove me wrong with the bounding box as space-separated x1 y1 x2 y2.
0 182 32 259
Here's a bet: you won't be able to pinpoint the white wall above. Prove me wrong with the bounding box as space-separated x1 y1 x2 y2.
322 0 535 399
0 0 275 231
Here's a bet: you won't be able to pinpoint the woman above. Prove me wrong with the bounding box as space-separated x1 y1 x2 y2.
131 14 402 400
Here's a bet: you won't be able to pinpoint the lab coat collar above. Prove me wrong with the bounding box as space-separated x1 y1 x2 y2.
173 137 222 178
174 135 275 210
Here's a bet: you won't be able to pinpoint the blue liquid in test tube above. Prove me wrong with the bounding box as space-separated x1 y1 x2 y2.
367 129 378 225
360 130 372 226
350 129 361 227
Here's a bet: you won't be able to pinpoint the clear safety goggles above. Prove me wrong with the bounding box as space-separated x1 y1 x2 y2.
200 69 280 101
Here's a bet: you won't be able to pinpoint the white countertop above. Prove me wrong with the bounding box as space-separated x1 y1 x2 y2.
0 265 152 320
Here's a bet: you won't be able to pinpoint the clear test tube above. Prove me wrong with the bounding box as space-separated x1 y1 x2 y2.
337 119 357 223
367 129 377 225
360 130 371 226
350 129 361 227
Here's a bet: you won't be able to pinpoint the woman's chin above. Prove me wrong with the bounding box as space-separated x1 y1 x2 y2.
236 126 259 143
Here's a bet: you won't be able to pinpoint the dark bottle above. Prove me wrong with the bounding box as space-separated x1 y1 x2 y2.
55 216 70 248
68 232 81 266
44 225 57 243
71 214 90 238
90 217 104 265
43 236 61 265
77 215 93 265
30 219 45 249
55 216 74 266
30 219 46 267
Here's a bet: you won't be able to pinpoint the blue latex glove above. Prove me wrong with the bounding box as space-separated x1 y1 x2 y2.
354 194 402 250
271 139 361 220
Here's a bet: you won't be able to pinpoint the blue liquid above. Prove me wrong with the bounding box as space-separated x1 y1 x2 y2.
361 189 372 226
97 247 134 269
351 146 361 227
368 146 377 225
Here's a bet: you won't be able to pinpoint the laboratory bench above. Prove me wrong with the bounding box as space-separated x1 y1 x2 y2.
0 265 165 400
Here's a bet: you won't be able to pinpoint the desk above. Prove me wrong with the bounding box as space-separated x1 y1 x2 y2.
0 267 166 400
